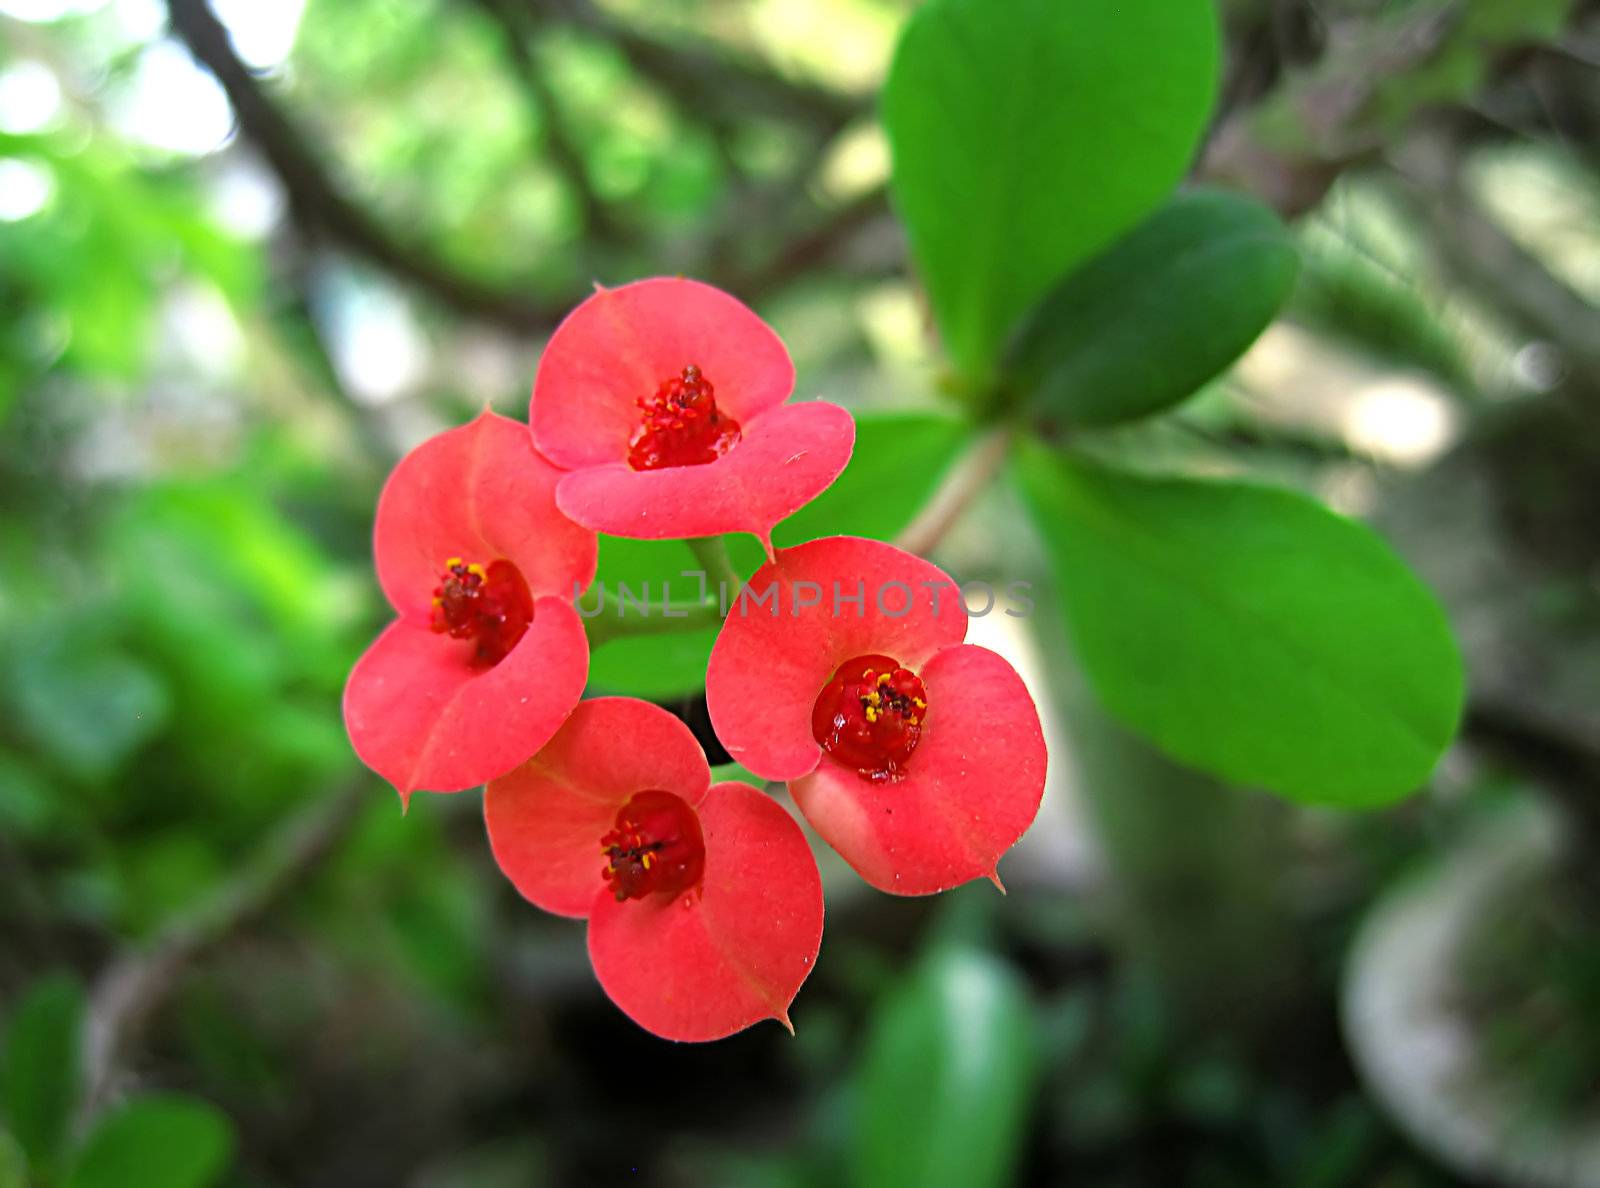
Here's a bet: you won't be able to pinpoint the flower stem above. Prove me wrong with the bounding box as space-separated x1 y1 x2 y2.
895 425 1017 557
583 594 728 648
687 535 744 592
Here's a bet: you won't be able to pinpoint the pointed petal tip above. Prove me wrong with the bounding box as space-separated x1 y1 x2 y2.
987 869 1007 895
774 1009 795 1036
397 787 414 815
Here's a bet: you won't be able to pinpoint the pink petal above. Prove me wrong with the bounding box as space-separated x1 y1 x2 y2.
790 644 1046 895
531 278 795 469
553 401 855 550
342 595 588 797
587 781 823 1042
483 698 713 919
374 410 597 619
705 536 968 781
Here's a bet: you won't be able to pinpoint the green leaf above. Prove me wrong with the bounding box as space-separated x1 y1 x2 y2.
1008 189 1299 428
1015 446 1463 805
709 761 766 789
583 535 717 700
587 413 971 698
67 1095 234 1188
1 973 84 1172
853 946 1037 1188
0 1129 24 1188
883 0 1219 379
6 631 169 782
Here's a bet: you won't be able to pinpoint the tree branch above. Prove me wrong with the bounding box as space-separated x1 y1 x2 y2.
530 0 867 132
468 0 627 242
1388 150 1600 391
82 777 370 1115
166 0 564 332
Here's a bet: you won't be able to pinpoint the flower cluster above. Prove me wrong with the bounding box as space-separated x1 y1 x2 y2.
344 278 1047 1041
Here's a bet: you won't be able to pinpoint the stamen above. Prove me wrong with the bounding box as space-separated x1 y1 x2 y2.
429 557 533 669
811 653 929 782
599 789 705 902
627 364 742 471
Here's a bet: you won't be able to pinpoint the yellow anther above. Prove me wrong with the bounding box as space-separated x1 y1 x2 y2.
642 852 655 870
445 556 463 569
876 672 892 687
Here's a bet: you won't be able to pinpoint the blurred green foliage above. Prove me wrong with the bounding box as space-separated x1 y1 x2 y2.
0 0 1594 1183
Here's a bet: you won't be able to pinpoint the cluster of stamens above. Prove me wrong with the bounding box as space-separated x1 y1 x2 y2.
600 790 705 902
626 364 742 471
811 654 929 783
429 557 533 669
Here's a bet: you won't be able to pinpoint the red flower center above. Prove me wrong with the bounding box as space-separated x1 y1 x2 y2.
811 653 929 783
600 789 706 902
429 557 534 669
627 364 742 471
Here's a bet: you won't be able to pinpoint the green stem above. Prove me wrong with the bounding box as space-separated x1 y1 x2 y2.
583 595 727 648
686 535 743 592
581 537 748 649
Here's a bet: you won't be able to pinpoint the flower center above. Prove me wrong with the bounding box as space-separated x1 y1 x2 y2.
429 557 533 669
600 790 706 902
811 653 928 783
627 364 742 471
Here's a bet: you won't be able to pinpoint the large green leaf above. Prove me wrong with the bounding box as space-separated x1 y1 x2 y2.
1 973 84 1173
1015 446 1463 806
587 413 971 698
67 1095 234 1188
883 0 1219 379
0 1129 24 1188
852 946 1037 1188
1008 189 1299 428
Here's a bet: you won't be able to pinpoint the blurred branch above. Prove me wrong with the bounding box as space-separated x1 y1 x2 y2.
166 0 564 332
1388 150 1600 391
530 0 868 132
1199 2 1572 218
731 185 894 295
82 776 370 1115
468 0 627 242
167 0 886 333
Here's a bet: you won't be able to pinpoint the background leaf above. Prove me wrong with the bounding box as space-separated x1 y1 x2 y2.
883 0 1218 378
852 946 1037 1188
1007 189 1299 428
5 636 169 784
67 1095 234 1188
0 1129 23 1188
1 973 84 1174
1015 445 1463 805
709 761 767 788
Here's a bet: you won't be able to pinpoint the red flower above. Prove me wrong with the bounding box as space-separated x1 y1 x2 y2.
343 411 597 800
485 697 823 1042
530 277 856 553
705 536 1047 895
